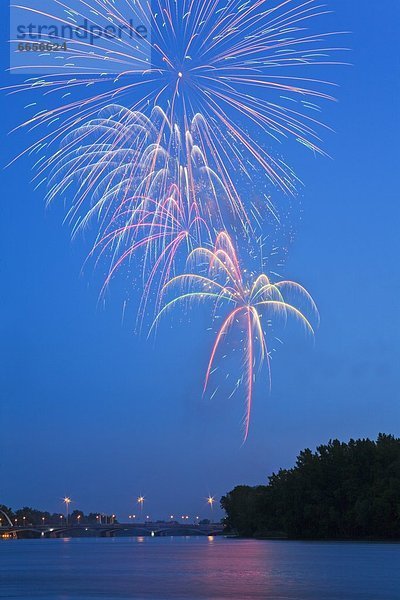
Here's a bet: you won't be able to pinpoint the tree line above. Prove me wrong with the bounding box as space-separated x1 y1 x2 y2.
221 434 400 539
0 506 117 527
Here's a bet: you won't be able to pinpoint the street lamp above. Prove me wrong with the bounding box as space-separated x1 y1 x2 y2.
63 497 72 526
207 496 215 510
137 496 145 520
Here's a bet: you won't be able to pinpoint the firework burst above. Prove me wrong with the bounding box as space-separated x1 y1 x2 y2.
41 103 246 320
153 232 319 439
4 0 342 440
42 104 240 237
94 182 214 328
9 0 347 193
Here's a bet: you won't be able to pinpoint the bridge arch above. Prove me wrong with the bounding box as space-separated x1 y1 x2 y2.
0 509 13 528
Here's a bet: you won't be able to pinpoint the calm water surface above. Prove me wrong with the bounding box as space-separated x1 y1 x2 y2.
0 537 399 600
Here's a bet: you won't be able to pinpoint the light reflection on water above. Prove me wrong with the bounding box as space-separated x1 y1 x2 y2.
0 536 399 599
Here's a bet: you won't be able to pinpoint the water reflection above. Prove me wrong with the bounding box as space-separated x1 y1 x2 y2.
0 537 398 599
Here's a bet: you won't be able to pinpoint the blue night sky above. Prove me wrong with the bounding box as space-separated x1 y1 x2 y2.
1 1 399 521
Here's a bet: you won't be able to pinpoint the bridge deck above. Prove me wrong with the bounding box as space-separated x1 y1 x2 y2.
1 523 224 539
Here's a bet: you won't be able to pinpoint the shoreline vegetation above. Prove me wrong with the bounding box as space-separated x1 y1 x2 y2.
221 434 400 541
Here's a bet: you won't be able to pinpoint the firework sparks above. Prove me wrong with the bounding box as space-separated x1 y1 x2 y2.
42 104 246 320
95 182 214 328
42 104 239 237
153 232 319 440
8 0 347 193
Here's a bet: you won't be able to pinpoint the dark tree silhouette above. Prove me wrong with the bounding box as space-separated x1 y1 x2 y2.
221 434 400 539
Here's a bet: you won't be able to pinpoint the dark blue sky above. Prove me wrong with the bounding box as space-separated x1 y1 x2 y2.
1 1 399 521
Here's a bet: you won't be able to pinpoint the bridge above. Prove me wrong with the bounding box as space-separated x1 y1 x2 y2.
0 521 224 539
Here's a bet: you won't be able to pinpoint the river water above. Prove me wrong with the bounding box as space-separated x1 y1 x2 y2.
0 537 399 599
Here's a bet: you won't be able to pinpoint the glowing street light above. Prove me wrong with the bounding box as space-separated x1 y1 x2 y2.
207 496 215 510
137 496 145 518
63 497 72 525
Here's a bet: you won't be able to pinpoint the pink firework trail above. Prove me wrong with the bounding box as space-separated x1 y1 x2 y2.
153 232 319 440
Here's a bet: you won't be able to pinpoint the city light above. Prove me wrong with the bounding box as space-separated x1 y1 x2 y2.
207 495 216 510
137 496 145 516
63 497 72 525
